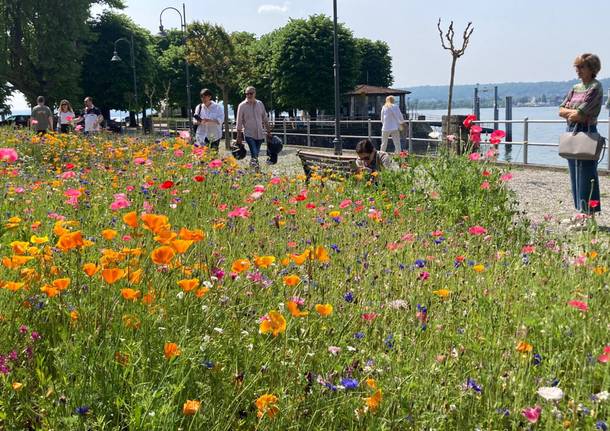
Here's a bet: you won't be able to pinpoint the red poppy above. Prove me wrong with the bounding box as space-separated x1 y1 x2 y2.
463 114 477 128
160 181 174 189
194 175 205 182
589 200 600 209
65 163 75 169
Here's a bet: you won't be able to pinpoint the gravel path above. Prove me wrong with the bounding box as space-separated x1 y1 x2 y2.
231 145 610 231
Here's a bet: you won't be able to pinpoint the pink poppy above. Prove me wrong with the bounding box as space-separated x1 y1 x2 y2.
60 171 76 179
485 149 497 158
75 124 83 131
521 406 541 423
110 193 131 211
470 125 483 134
361 313 378 322
482 170 491 177
339 199 352 209
208 159 222 169
64 189 82 198
469 131 481 144
253 184 266 193
0 148 18 163
228 206 251 219
174 149 184 157
480 181 490 190
468 226 487 235
469 153 481 161
500 172 513 182
567 300 588 311
179 130 191 140
269 177 281 185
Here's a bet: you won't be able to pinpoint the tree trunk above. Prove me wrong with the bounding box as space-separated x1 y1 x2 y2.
447 56 457 120
221 85 231 150
128 111 137 128
101 107 111 126
180 106 187 118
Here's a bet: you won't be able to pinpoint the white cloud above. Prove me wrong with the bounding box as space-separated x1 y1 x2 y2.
257 2 290 14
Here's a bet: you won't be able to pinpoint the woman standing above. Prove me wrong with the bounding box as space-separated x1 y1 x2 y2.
380 95 404 152
559 53 604 220
57 100 75 133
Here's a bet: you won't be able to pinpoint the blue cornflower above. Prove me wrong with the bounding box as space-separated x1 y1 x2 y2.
384 334 394 349
532 353 542 365
597 420 608 431
202 360 214 369
466 378 483 393
341 378 359 390
414 259 426 268
330 244 340 252
74 406 90 415
354 332 365 339
343 291 354 303
496 408 510 417
325 382 338 392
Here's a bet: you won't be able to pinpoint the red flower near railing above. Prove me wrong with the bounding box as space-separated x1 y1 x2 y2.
463 114 477 128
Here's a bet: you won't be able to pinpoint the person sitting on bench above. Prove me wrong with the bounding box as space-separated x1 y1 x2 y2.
355 139 395 173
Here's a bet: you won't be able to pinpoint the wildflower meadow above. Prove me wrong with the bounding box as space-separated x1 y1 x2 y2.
0 128 609 430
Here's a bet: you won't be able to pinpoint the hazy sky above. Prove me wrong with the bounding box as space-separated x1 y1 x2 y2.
10 0 610 109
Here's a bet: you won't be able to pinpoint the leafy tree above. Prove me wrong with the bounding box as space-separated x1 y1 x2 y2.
154 30 201 117
355 38 393 87
0 83 11 117
186 22 237 147
272 15 360 116
0 0 124 108
81 12 156 123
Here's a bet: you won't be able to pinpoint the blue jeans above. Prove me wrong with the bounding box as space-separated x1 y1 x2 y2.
566 123 601 213
245 136 264 160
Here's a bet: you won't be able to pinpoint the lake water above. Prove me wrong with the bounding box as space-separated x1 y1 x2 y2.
418 106 610 167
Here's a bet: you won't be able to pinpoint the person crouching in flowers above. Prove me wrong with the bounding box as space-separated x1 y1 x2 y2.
355 139 394 174
559 53 604 221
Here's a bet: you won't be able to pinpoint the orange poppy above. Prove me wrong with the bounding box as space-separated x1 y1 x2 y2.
101 268 125 284
364 389 382 412
255 394 279 419
183 400 201 416
122 314 141 329
315 303 333 317
102 229 118 240
30 235 49 244
259 311 287 337
178 227 205 241
177 278 199 292
287 300 309 317
290 250 310 266
82 262 99 277
171 239 193 254
4 281 25 292
314 245 330 263
283 275 301 287
150 246 175 265
52 278 70 291
40 284 59 297
128 269 143 285
195 287 210 298
10 241 30 255
141 213 170 234
123 211 138 228
164 342 181 359
56 231 84 252
120 288 141 301
516 341 533 353
231 259 251 273
254 255 276 269
153 229 177 245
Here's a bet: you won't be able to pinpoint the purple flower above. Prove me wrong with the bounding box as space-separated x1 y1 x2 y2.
341 378 358 390
414 259 426 268
74 406 90 415
343 291 354 303
19 325 28 334
354 332 365 339
466 378 483 393
31 332 41 341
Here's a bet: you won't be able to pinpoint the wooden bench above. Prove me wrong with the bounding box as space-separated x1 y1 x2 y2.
296 150 359 180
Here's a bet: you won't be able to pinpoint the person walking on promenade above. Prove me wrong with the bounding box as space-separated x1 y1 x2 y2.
380 95 404 152
80 96 104 135
558 53 604 223
57 100 75 133
355 139 395 173
236 86 271 172
30 96 53 135
193 88 224 151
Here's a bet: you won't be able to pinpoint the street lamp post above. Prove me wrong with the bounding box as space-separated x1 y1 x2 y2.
111 33 139 128
159 3 192 127
332 0 342 155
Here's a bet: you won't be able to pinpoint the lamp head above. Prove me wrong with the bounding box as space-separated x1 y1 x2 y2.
110 52 122 62
158 25 167 37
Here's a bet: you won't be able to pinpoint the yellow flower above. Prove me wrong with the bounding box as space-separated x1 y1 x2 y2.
12 382 23 391
10 241 30 255
255 394 279 419
594 266 607 275
329 210 341 218
315 303 333 317
472 264 485 272
101 229 118 240
259 311 287 337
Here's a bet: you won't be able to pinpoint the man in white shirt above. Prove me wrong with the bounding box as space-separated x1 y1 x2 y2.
236 86 271 171
81 96 104 134
193 88 224 150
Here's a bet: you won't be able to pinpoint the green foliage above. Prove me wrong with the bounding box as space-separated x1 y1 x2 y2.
81 12 156 113
355 38 393 87
272 15 361 115
0 0 124 108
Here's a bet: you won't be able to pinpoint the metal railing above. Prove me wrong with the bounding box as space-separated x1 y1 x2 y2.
152 116 610 172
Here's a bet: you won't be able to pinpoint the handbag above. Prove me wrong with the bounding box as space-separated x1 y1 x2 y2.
559 126 605 160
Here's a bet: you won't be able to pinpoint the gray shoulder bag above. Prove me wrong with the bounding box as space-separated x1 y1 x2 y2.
559 124 606 161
